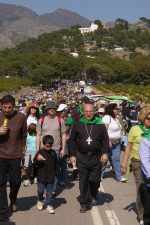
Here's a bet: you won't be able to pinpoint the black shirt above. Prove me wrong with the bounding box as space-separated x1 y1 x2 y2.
69 121 109 156
33 148 60 183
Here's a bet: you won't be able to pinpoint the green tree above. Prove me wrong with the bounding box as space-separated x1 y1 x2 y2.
115 18 129 30
94 20 103 28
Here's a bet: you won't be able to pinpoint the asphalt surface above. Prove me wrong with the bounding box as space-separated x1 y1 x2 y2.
2 158 140 225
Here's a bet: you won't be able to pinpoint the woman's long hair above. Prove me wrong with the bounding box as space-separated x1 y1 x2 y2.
26 106 40 120
104 103 117 118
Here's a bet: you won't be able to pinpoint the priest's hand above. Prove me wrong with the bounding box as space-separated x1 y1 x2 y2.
70 156 76 164
100 153 108 163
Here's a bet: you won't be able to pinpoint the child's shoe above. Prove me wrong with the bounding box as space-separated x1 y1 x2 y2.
24 180 31 187
45 206 55 214
37 201 44 211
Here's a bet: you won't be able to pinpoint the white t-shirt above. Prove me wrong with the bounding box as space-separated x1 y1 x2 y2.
102 115 121 139
27 115 38 127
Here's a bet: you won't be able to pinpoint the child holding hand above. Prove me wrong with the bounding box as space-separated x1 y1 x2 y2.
33 135 60 214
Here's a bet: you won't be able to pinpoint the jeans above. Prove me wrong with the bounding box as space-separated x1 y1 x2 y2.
101 153 112 178
38 182 54 207
0 158 21 213
53 149 60 192
101 142 123 180
60 155 68 183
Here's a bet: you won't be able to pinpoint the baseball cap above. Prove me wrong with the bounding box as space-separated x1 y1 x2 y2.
57 104 68 112
30 102 39 108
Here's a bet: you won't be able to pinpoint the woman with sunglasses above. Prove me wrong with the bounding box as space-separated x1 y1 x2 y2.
121 107 150 225
25 103 40 184
26 103 40 128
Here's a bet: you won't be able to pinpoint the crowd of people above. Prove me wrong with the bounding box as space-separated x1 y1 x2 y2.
0 82 150 225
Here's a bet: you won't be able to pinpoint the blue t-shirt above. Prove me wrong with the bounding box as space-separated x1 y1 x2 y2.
26 134 36 153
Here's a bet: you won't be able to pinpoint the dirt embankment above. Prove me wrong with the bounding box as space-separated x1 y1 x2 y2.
0 86 41 100
92 86 133 99
92 86 114 95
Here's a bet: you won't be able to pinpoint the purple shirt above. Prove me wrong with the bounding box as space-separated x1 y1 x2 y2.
138 138 150 187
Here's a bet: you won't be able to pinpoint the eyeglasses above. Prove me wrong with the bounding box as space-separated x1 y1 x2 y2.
146 117 150 121
84 111 94 114
31 107 37 110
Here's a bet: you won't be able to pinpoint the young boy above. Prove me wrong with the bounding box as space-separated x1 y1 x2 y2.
33 135 60 214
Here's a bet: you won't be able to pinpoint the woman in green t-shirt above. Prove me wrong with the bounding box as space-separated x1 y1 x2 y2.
121 106 150 224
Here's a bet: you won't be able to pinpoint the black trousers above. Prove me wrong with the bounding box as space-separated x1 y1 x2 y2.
76 151 102 207
139 183 150 225
0 158 21 213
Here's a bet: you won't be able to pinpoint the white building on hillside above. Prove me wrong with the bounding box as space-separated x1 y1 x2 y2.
79 22 98 34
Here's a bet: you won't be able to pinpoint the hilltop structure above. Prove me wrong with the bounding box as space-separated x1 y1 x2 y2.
79 22 98 34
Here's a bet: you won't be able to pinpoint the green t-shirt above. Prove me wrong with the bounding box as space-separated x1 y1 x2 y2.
128 125 142 160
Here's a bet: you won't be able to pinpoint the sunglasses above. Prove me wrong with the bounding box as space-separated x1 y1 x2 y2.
146 117 150 121
31 106 37 110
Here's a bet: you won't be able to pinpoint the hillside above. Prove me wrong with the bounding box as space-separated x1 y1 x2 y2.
0 3 60 49
40 8 90 28
0 3 90 49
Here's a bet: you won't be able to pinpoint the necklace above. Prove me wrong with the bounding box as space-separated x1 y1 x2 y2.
85 124 93 145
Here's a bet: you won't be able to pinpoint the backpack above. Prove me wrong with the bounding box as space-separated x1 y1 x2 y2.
40 115 61 131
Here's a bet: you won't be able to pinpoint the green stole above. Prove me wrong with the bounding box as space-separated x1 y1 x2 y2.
139 124 150 141
79 116 104 125
65 116 74 126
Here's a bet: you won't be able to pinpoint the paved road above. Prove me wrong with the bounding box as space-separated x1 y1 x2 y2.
3 158 140 225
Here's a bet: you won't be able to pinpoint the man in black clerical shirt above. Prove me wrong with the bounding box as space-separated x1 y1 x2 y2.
69 103 109 213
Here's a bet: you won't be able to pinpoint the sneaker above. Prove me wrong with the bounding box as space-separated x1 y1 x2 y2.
10 201 17 212
119 177 127 182
109 166 113 171
24 180 31 187
34 177 37 184
45 206 55 214
37 201 44 211
140 220 144 225
60 181 66 187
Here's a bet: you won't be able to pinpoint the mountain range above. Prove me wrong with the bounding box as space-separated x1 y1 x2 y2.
0 3 92 49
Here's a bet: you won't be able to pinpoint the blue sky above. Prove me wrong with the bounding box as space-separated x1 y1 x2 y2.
1 0 150 23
